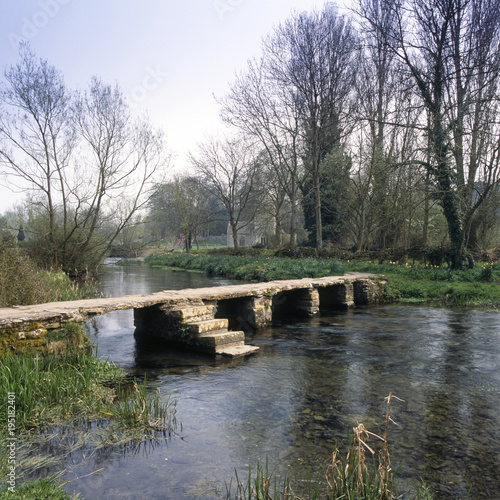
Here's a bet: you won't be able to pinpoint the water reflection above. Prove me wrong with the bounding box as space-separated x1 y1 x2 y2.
63 262 500 498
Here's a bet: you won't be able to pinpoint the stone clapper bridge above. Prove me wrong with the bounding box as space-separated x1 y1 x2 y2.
0 274 383 358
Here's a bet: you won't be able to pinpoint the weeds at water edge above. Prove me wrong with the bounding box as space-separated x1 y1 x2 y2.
226 393 432 500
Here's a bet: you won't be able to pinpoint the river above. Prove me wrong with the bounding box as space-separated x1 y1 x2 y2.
62 260 500 499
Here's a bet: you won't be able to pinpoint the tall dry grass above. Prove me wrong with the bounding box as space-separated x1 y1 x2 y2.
227 393 432 500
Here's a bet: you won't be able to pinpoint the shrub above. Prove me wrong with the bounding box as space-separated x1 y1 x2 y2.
0 241 97 306
0 241 53 306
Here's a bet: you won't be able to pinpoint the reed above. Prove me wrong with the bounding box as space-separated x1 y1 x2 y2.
226 393 432 500
1 348 115 428
107 383 177 433
228 458 294 500
0 324 178 499
323 393 404 499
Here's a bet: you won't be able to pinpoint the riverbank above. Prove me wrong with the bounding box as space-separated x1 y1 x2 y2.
0 323 177 499
145 251 500 308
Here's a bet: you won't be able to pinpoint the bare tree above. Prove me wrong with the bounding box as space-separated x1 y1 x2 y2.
72 78 167 270
189 136 263 249
0 45 168 275
219 57 303 248
264 4 359 249
0 43 75 264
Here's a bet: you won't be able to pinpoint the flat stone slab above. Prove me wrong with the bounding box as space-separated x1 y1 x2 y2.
216 343 260 358
187 319 229 334
170 305 215 322
0 274 378 330
198 331 246 347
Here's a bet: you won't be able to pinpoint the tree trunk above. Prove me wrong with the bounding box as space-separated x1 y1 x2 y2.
422 171 430 247
433 122 466 268
313 160 323 250
231 223 239 249
289 199 297 249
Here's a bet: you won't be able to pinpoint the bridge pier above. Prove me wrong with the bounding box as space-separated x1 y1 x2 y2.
213 295 273 330
318 282 354 310
272 288 319 321
134 299 259 358
353 279 382 305
215 288 321 330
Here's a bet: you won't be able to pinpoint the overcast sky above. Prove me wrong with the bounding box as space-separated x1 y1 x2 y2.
0 0 350 212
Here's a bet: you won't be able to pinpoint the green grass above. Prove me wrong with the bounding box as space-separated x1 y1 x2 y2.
346 260 500 307
146 251 500 308
0 323 178 499
1 349 117 428
0 342 176 432
146 252 346 281
0 477 79 500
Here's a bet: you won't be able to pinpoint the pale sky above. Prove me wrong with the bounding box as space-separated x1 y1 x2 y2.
0 0 349 212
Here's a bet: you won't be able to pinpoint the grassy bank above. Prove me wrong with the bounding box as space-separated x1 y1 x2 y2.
146 251 346 281
0 242 98 307
145 251 500 308
0 323 177 499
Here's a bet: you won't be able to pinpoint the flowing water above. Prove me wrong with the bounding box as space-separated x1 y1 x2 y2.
60 260 500 499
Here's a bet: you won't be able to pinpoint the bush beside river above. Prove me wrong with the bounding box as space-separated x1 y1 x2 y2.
0 242 98 308
145 250 500 308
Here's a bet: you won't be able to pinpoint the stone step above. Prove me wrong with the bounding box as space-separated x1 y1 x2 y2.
216 343 260 358
197 330 245 347
186 318 228 335
169 305 215 323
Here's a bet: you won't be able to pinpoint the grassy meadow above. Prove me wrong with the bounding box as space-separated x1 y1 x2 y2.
145 250 500 309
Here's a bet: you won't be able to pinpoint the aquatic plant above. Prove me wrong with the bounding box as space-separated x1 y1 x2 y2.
106 383 177 433
0 324 178 499
228 457 294 500
0 325 177 434
323 393 403 499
